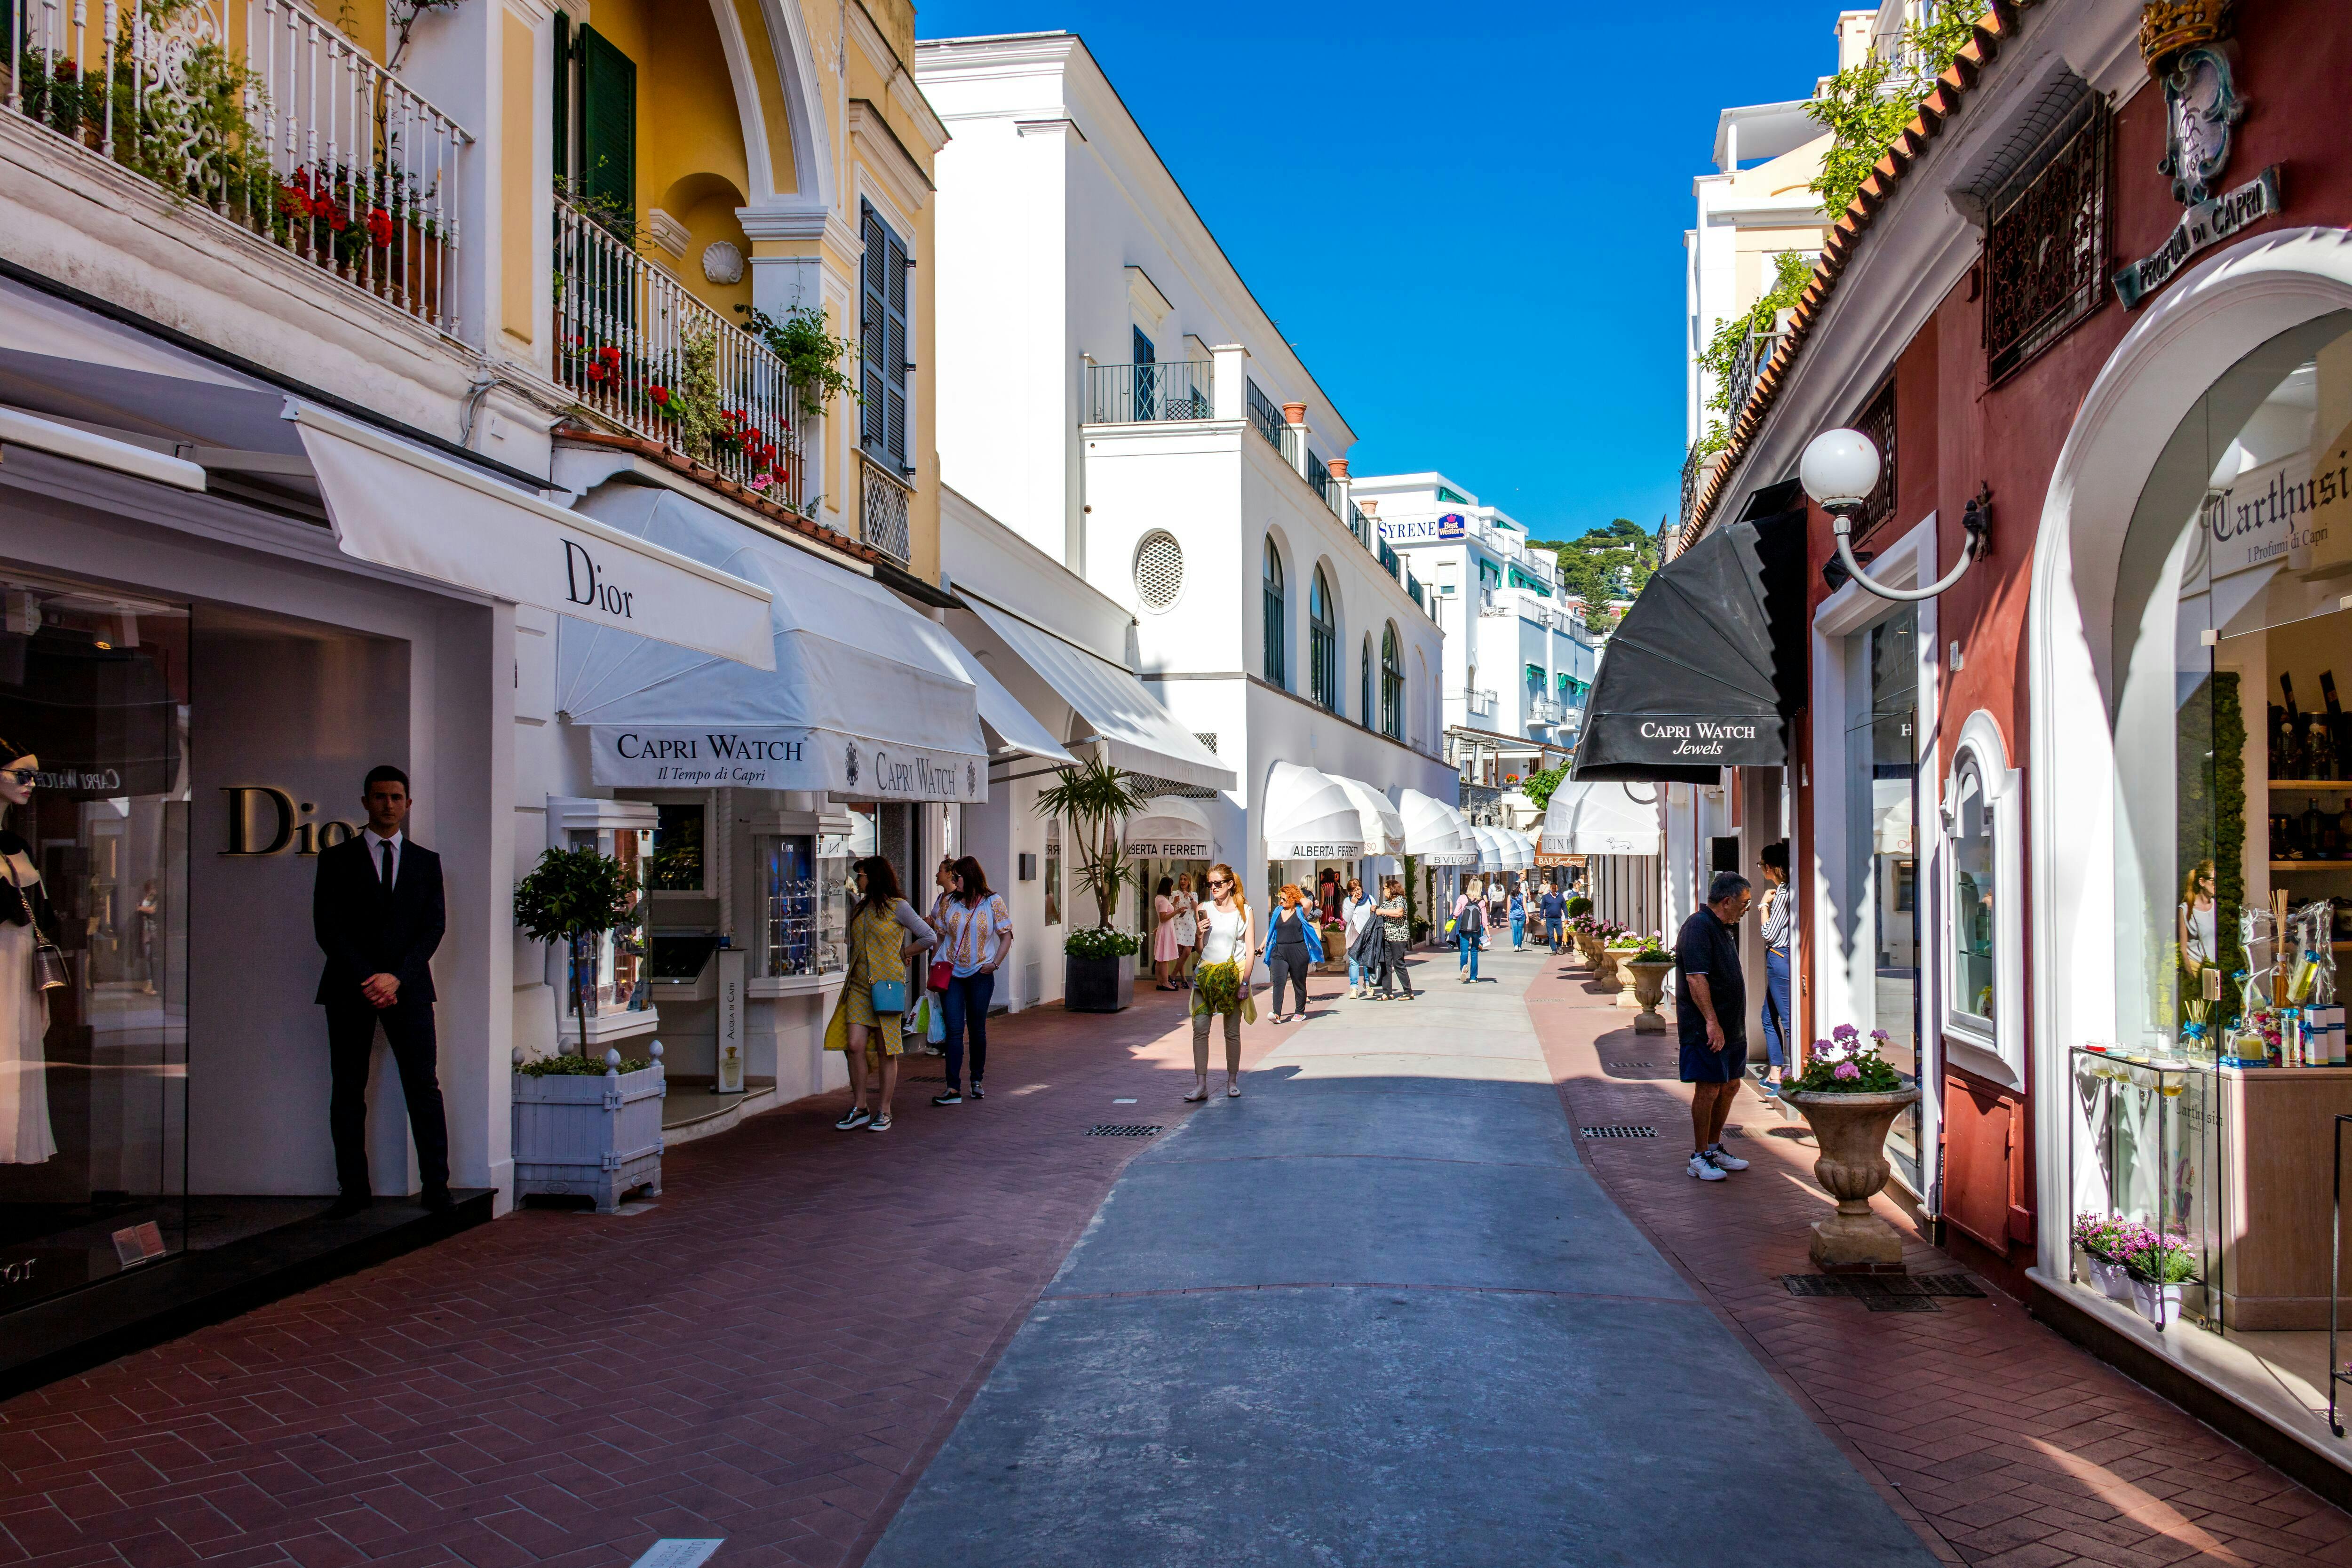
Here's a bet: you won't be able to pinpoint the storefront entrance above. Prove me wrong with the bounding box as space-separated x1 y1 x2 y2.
1845 605 1925 1193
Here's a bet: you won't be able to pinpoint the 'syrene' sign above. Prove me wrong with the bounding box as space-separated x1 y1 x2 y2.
588 726 985 801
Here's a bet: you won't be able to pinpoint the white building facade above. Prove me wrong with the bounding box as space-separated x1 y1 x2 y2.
916 32 1454 922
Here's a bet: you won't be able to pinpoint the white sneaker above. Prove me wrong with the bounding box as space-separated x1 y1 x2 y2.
1687 1152 1728 1182
1705 1145 1750 1172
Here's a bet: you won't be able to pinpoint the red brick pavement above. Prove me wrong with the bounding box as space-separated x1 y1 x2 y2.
1526 955 2352 1568
0 982 1323 1568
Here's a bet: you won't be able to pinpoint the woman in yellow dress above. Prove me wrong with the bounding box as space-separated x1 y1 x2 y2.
824 856 937 1133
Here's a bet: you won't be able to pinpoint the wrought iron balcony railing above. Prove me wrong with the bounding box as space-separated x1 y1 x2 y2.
858 453 912 563
1465 689 1498 720
1305 448 1333 509
5 0 470 332
554 193 804 509
1725 323 1783 426
1245 379 1285 453
1085 359 1212 423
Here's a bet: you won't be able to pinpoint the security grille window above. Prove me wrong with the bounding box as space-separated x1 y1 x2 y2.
1380 623 1404 740
1851 380 1897 541
1262 541 1287 687
1134 531 1185 609
1983 99 2111 385
860 202 912 472
1309 568 1337 710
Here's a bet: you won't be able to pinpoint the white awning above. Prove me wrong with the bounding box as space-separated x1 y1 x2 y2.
1327 775 1406 858
941 640 1075 766
1125 796 1218 859
1262 761 1365 860
1470 825 1508 872
556 486 987 802
1542 780 1663 856
291 404 774 669
1397 788 1477 866
962 596 1234 790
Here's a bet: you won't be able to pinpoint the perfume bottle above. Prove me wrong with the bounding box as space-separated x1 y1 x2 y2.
2312 716 2339 783
2309 798 2330 859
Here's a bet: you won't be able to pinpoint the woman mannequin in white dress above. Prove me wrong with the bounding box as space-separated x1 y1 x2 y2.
0 739 56 1165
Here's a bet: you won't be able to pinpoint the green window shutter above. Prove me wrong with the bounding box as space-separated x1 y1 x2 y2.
551 12 571 184
860 202 910 469
580 26 636 221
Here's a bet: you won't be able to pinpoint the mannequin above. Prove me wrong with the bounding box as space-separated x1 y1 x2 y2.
0 738 57 1165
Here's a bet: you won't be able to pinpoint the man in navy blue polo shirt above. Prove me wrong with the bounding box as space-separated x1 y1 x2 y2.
1675 871 1755 1182
1537 881 1566 954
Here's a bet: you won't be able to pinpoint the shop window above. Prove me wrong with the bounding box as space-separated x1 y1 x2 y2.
1943 716 2021 1077
1043 818 1062 927
564 822 652 1018
646 803 705 892
755 834 848 978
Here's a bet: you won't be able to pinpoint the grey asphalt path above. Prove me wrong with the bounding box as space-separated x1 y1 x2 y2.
865 947 1939 1568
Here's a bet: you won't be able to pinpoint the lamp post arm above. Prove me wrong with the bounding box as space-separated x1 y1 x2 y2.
1829 487 1992 603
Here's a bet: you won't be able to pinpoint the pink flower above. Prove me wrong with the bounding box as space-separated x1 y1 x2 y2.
1868 1028 1890 1042
1832 1023 1859 1042
1834 1061 1860 1081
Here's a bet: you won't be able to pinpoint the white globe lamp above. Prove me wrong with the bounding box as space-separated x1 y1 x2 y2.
1798 428 1882 517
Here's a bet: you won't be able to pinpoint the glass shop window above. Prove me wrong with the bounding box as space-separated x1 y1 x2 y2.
564 824 651 1016
647 802 704 891
756 834 848 978
1951 760 1996 1027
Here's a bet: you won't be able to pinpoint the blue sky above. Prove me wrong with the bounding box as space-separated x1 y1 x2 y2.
914 1 1834 544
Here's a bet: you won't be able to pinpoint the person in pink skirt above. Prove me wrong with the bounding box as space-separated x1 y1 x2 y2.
1152 875 1183 989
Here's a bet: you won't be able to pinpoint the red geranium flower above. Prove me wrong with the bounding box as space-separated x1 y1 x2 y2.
366 207 394 247
647 386 670 406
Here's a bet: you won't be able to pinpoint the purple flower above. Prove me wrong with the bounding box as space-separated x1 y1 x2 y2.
1868 1028 1890 1043
1832 1023 1859 1042
1834 1061 1861 1081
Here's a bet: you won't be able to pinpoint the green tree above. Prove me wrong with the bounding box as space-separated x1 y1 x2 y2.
1522 764 1570 814
1806 6 1978 220
1033 758 1149 936
1527 518 1659 632
514 847 641 1058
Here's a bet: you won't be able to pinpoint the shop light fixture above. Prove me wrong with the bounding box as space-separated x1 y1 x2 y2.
1799 427 1989 602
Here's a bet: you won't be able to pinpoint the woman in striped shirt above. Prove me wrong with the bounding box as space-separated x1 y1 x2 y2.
930 855 1015 1106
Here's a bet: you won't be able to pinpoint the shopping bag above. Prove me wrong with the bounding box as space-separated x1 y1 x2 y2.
926 995 946 1046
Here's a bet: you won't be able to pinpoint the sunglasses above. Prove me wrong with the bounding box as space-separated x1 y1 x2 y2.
0 768 34 786
1208 877 1232 889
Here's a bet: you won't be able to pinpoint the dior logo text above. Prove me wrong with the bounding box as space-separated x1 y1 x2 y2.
564 541 637 620
219 786 360 857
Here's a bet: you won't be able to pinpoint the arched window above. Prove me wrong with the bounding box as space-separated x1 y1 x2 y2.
1309 567 1337 710
1380 622 1404 739
1262 541 1286 687
1360 635 1374 724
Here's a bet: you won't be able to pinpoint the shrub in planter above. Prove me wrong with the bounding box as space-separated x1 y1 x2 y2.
1064 924 1140 1013
512 1043 666 1214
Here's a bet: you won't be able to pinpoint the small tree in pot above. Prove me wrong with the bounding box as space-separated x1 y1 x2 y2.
515 845 641 1056
1034 759 1148 1011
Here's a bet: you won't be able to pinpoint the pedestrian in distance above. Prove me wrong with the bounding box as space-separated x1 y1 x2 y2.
1151 875 1181 990
1758 841 1793 1097
1342 876 1376 997
1172 871 1199 987
1508 883 1527 951
1539 880 1567 954
1263 883 1323 1022
312 764 452 1218
1485 877 1506 949
1453 878 1486 983
922 856 957 1055
1186 863 1255 1100
1677 870 1756 1181
824 856 937 1133
930 856 1012 1106
1373 875 1417 1000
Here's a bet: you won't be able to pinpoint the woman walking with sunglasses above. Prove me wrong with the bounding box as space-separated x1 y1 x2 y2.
823 857 937 1133
1186 864 1255 1101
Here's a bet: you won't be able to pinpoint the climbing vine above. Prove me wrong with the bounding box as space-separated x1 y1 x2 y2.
1805 4 1979 219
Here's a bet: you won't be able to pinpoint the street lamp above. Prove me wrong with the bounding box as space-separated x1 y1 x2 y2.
1798 427 1989 602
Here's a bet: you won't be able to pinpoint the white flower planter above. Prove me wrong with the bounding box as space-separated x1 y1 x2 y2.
2082 1255 2134 1302
512 1043 666 1213
2130 1276 2185 1328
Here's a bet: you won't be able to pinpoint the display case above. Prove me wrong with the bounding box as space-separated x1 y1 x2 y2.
2069 1046 2223 1329
755 833 848 979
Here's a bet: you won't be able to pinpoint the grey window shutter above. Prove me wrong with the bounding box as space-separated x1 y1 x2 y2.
580 27 635 221
861 202 911 470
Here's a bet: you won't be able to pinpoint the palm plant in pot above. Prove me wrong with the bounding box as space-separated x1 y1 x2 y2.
1784 1025 1921 1270
1035 759 1147 1012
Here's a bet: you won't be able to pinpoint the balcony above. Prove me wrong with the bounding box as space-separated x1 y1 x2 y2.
1529 697 1567 726
858 453 912 563
1724 321 1784 429
1465 689 1497 721
5 0 469 332
1085 359 1211 423
554 193 805 512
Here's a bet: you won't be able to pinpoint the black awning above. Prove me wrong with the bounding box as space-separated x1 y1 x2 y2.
1572 509 1806 784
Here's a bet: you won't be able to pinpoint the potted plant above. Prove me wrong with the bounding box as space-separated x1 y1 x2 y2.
2071 1213 2137 1302
509 1044 667 1213
2118 1227 2198 1327
1035 759 1149 1012
1621 933 1676 1034
1591 922 1632 990
1783 1025 1922 1270
515 845 643 1056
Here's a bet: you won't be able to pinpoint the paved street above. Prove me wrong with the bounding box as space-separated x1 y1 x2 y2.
867 945 1937 1567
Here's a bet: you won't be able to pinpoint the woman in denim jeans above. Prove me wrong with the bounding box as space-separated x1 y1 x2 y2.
1757 840 1792 1096
1453 879 1486 983
930 856 1014 1106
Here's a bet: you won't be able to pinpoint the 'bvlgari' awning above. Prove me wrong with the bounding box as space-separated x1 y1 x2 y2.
291 404 774 669
961 597 1234 791
556 486 988 801
1396 789 1477 865
1262 762 1366 860
1572 509 1805 783
1542 780 1662 856
1125 796 1219 859
1468 825 1506 872
1327 775 1406 858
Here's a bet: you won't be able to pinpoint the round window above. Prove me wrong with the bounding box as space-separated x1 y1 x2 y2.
1134 530 1184 610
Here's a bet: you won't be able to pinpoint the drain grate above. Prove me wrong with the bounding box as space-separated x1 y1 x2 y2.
904 1074 945 1082
1581 1124 1658 1139
1088 1124 1162 1138
1781 1273 1986 1313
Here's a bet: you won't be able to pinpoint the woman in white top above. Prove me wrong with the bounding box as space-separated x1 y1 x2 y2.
1186 862 1255 1101
1172 872 1199 987
930 856 1014 1106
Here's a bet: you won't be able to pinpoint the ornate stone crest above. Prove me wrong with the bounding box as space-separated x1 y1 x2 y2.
2158 46 2243 206
2139 0 2234 72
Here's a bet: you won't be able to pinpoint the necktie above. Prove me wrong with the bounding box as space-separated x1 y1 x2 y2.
379 839 395 892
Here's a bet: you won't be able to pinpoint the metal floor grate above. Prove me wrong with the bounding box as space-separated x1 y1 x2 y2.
1088 1124 1162 1138
1782 1273 1986 1312
1581 1125 1658 1139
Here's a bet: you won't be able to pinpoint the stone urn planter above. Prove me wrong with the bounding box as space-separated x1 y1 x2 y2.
512 1043 666 1214
1591 947 1625 992
1624 958 1675 1034
1782 1085 1922 1270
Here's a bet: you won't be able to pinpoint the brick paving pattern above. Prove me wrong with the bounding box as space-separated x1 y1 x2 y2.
1526 955 2352 1568
0 987 1304 1568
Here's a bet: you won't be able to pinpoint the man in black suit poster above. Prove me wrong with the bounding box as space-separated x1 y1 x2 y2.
314 764 452 1216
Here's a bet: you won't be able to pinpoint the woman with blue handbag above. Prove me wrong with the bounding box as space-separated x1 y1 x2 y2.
825 856 937 1133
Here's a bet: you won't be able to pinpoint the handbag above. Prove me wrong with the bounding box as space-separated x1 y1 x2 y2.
32 928 68 993
870 979 908 1014
929 960 954 993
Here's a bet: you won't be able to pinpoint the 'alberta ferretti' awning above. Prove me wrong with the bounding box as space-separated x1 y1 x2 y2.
1327 775 1407 858
1125 796 1219 859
